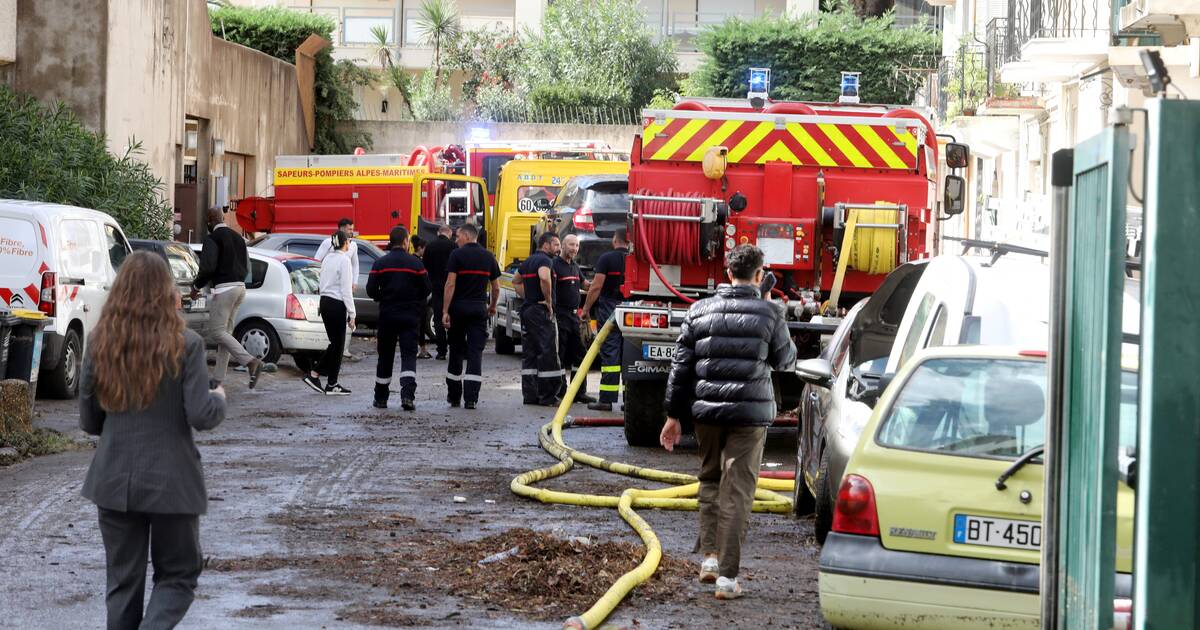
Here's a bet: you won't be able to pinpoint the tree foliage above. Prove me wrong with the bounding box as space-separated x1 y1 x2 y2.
0 86 172 239
416 0 461 85
208 5 371 153
521 0 676 110
691 2 940 105
446 25 523 103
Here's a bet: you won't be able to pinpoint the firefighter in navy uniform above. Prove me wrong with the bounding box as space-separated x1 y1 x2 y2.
516 232 563 406
580 229 630 412
367 226 431 411
440 223 500 410
554 234 594 404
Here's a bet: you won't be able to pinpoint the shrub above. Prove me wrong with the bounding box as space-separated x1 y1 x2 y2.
0 86 172 239
409 70 458 121
691 2 940 105
521 0 676 110
447 25 525 103
209 5 371 153
474 83 528 122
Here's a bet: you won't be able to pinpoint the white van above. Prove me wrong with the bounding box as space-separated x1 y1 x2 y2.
0 199 132 398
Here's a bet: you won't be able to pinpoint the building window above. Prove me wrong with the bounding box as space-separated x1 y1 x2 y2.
344 16 393 44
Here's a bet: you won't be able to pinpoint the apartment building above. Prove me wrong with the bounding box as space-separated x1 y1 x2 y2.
931 0 1200 251
1 0 316 240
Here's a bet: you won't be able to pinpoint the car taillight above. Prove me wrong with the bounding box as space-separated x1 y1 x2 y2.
285 294 306 320
831 474 880 536
622 311 668 328
572 206 594 231
39 272 56 317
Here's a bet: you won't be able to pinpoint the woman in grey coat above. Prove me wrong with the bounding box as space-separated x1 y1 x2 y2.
79 251 226 630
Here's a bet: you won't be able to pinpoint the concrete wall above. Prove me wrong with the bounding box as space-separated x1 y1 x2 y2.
182 0 309 199
1 0 108 130
348 120 639 154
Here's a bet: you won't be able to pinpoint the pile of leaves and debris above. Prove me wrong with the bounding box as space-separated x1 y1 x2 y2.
210 511 696 622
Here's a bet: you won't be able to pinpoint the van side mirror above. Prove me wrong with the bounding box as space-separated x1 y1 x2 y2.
945 142 970 169
944 175 966 216
796 358 833 388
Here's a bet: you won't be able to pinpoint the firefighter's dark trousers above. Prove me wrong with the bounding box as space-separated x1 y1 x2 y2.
375 314 419 404
520 305 562 405
446 301 487 404
556 310 586 397
594 297 624 405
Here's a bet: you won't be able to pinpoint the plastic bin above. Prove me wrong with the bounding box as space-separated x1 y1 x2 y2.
4 309 49 411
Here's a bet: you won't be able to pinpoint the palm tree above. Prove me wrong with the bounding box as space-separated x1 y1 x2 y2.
416 0 461 87
370 24 396 70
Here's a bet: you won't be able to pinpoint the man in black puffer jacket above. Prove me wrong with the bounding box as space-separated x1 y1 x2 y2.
661 244 796 600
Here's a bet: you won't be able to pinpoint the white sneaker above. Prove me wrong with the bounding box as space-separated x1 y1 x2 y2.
699 557 719 583
714 576 743 600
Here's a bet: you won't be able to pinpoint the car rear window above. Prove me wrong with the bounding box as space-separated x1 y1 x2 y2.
285 260 321 294
164 244 199 283
586 183 630 211
877 357 1136 460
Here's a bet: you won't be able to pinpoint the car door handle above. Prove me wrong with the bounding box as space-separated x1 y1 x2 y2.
82 304 90 313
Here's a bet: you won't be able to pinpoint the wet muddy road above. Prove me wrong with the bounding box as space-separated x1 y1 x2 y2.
0 338 823 629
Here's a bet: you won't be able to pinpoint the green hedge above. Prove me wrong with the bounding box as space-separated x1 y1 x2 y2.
209 6 371 153
0 86 172 239
692 5 940 105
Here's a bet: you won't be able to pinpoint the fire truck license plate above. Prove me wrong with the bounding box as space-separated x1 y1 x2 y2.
642 343 675 361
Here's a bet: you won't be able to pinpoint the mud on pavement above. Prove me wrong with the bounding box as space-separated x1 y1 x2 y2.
0 338 824 629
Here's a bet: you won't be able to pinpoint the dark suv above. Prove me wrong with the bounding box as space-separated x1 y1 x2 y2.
537 175 629 271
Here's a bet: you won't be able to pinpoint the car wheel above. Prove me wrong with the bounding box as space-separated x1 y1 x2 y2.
235 320 283 365
793 428 816 518
623 379 666 447
813 446 835 545
43 328 81 399
493 324 516 355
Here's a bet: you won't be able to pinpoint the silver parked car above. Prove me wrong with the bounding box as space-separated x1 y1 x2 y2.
190 245 328 366
247 233 384 327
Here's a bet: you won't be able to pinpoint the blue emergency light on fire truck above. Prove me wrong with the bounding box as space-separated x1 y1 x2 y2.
609 82 970 447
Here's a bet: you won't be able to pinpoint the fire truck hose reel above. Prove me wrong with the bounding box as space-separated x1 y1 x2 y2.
511 318 794 630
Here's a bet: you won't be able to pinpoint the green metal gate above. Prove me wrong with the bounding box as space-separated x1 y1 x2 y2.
1053 119 1130 629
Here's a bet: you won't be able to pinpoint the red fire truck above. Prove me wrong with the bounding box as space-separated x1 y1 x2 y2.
236 141 620 246
613 97 969 445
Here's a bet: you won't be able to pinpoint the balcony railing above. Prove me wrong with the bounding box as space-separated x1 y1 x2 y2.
1006 0 1112 51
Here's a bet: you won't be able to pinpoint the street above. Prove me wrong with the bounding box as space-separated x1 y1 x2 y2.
0 338 822 629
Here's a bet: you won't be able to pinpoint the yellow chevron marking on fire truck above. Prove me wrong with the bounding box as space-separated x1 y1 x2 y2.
787 124 837 167
684 120 745 161
727 122 774 162
855 125 908 169
756 140 802 165
652 119 710 161
889 126 919 158
817 123 871 168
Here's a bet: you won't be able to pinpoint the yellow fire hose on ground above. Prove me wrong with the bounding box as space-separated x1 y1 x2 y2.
510 319 794 630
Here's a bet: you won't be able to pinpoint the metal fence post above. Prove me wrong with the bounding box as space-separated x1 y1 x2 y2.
1043 147 1074 630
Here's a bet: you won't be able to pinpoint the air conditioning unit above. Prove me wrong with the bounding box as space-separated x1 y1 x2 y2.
1120 0 1200 46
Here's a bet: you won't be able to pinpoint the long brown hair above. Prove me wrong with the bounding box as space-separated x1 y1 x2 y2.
90 250 185 411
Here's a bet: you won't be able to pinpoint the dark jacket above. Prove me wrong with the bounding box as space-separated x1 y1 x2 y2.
422 235 455 289
193 224 248 289
80 329 226 515
367 248 432 319
664 284 797 427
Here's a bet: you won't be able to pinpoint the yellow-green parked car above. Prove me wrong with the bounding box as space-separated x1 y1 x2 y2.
818 346 1135 630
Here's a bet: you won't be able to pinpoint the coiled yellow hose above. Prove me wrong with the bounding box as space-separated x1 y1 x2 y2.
510 319 794 630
